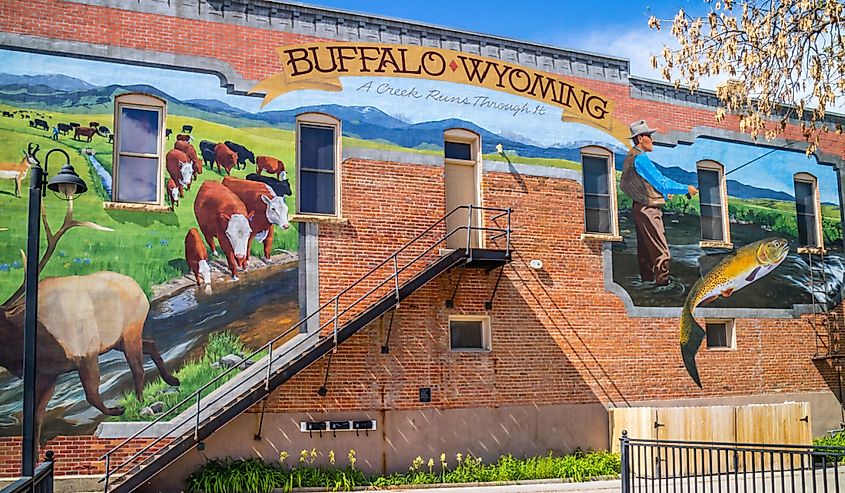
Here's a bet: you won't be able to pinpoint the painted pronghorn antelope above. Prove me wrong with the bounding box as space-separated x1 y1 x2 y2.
0 143 38 197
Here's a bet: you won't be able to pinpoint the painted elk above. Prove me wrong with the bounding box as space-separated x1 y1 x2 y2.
0 143 38 197
0 179 179 445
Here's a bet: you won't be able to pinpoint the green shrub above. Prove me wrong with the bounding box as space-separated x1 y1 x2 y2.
185 449 620 492
813 430 845 464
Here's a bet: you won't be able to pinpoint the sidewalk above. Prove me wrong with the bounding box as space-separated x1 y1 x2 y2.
366 479 621 493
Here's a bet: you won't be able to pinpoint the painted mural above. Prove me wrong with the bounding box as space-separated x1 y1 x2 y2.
0 41 842 439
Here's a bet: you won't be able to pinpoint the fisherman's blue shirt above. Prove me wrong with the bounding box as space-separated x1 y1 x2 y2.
633 152 689 200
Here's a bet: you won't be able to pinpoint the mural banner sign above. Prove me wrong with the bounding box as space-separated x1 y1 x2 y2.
251 42 629 142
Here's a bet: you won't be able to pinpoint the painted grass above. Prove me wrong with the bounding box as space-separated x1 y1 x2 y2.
113 331 266 422
184 450 621 493
0 106 299 300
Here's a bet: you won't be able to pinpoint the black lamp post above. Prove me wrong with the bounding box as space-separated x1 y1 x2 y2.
22 147 87 476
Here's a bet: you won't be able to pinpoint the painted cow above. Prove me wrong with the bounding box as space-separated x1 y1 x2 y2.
74 126 96 142
194 181 253 280
246 173 292 198
174 140 203 175
165 148 193 197
69 122 80 128
165 128 172 139
214 142 238 176
182 124 193 133
88 121 100 129
57 123 72 135
32 118 49 131
222 176 290 261
199 140 216 168
176 134 191 142
255 155 286 180
224 141 255 170
185 228 211 286
97 125 111 136
166 178 179 208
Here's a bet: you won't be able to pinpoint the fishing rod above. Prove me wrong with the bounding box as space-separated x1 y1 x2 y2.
724 139 800 176
682 139 800 199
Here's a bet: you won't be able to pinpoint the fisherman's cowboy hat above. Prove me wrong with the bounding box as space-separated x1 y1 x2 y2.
629 119 657 139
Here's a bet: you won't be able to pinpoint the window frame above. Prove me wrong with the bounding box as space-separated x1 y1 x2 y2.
107 93 168 210
448 315 492 352
696 160 732 248
294 112 342 220
793 172 824 252
444 128 484 248
704 319 736 351
580 146 621 241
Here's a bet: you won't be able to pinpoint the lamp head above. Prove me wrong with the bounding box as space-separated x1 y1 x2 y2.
47 163 88 200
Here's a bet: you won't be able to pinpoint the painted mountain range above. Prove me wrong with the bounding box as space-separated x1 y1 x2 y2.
0 74 805 202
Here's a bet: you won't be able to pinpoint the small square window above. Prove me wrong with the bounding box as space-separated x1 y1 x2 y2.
444 141 472 161
705 320 735 349
449 316 491 351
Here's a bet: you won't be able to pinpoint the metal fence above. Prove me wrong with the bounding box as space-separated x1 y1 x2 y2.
620 431 845 493
0 452 54 493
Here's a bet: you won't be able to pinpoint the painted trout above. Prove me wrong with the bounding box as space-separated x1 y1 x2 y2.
680 237 789 387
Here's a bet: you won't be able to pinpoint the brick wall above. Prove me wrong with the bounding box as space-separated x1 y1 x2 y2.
0 0 843 479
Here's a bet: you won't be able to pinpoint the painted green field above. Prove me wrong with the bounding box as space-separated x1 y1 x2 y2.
0 104 299 300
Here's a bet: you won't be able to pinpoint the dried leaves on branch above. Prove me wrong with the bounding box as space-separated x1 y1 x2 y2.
648 0 845 154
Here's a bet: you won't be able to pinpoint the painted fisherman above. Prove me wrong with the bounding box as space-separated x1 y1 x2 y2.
620 120 698 287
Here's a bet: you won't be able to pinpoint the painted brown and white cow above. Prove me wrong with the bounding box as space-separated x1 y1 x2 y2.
214 142 238 176
176 134 191 142
165 148 193 197
222 177 290 262
165 178 179 208
185 228 211 286
194 181 253 280
255 155 286 180
174 140 203 176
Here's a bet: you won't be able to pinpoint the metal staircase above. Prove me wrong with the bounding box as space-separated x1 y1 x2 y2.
98 205 512 492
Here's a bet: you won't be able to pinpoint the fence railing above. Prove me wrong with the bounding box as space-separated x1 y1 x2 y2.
0 452 54 493
620 431 845 493
99 204 512 491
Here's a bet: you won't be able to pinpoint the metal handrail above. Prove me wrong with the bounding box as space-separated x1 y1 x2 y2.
0 451 54 493
99 205 512 489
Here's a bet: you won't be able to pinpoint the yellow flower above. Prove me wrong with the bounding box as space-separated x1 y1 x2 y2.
310 448 317 464
411 456 423 471
348 449 357 468
456 453 463 463
427 458 434 470
299 449 308 463
279 451 289 463
440 453 447 468
329 450 335 465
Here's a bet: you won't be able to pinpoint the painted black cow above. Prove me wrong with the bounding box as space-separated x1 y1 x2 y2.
97 125 111 136
181 124 193 133
199 140 216 169
57 123 72 135
224 141 255 170
165 128 173 139
32 118 49 131
245 173 292 197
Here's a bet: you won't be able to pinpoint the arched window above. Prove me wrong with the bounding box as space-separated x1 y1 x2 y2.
110 93 167 208
580 146 619 238
794 172 823 249
296 112 341 217
697 160 731 246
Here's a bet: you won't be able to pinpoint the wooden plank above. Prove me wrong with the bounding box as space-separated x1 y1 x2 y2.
609 407 655 454
657 405 736 478
735 402 811 470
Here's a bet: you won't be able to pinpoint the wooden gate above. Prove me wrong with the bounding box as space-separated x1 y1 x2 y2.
610 402 812 478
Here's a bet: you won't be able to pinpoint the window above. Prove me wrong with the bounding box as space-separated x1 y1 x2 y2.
794 173 823 249
296 113 341 217
444 129 482 249
110 93 167 207
449 316 491 352
580 146 619 239
697 160 731 246
705 319 735 350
